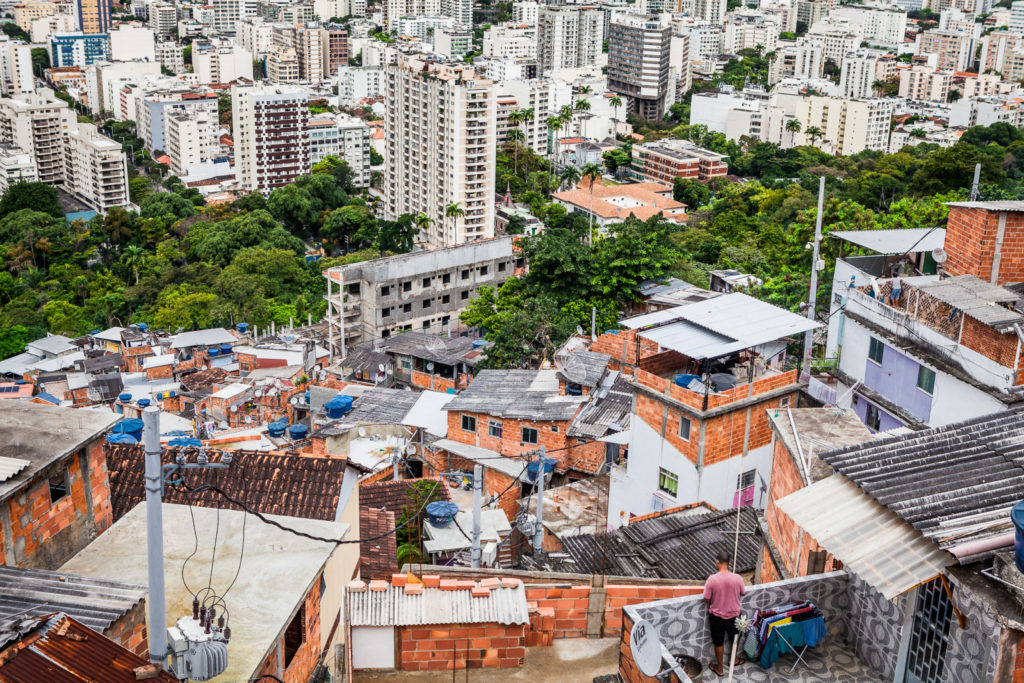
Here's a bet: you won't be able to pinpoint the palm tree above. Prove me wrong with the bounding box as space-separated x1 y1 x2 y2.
444 202 464 244
805 125 823 146
413 211 432 244
559 165 581 191
518 107 534 179
547 116 564 167
574 99 591 138
577 84 592 95
580 162 603 245
609 95 622 121
507 122 525 177
122 244 144 284
909 127 927 138
785 118 801 145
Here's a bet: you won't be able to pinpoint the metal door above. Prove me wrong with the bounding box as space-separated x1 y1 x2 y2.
903 579 953 683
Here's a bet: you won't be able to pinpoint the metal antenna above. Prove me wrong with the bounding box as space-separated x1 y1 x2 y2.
802 176 825 375
143 407 167 669
970 162 981 202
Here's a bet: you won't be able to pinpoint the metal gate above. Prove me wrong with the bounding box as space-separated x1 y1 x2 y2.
904 579 953 683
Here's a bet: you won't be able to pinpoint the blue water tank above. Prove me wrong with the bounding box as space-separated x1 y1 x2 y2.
118 392 132 402
137 323 149 332
324 395 354 419
565 383 583 396
674 374 701 389
426 501 459 527
208 347 220 357
106 433 137 444
237 322 249 333
288 424 309 440
1013 501 1024 573
472 339 488 348
137 398 151 408
304 391 310 404
112 418 144 440
219 344 233 355
91 329 100 335
605 330 619 335
168 437 202 448
446 387 456 394
526 457 557 483
267 420 287 437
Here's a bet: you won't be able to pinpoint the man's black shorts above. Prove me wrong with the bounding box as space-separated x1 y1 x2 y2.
709 613 738 647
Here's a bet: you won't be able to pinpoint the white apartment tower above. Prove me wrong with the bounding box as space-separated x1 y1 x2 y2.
898 66 953 102
63 122 129 211
165 109 220 175
0 39 34 95
840 50 882 98
236 17 274 57
537 6 604 74
0 90 72 186
441 0 471 25
795 96 892 155
513 0 539 26
232 83 310 194
694 0 727 25
385 54 496 248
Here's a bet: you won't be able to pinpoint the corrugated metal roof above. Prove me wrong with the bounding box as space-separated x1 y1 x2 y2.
348 585 529 627
946 201 1024 211
430 439 527 479
0 352 37 376
567 372 634 442
908 275 1022 329
559 507 761 580
169 327 236 349
442 370 586 421
555 350 611 388
0 456 29 483
830 228 945 255
777 474 953 600
343 386 420 424
0 613 179 683
623 294 819 360
378 332 481 366
25 334 75 356
821 410 1024 554
0 566 145 632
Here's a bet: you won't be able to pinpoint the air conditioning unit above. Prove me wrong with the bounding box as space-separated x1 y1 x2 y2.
481 541 497 567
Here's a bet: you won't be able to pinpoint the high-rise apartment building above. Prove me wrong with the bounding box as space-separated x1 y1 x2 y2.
795 96 892 155
916 29 975 71
440 0 470 25
322 26 349 75
768 37 825 84
0 144 37 193
212 0 258 32
384 54 496 248
236 17 274 56
165 109 220 175
76 0 110 34
50 33 109 67
308 112 371 186
513 0 539 25
266 47 300 83
839 49 883 98
0 39 34 95
272 24 325 83
63 122 128 211
194 43 254 84
232 83 310 194
12 1 55 32
537 6 603 74
608 14 671 121
0 90 72 186
693 0 727 25
147 3 176 37
136 90 219 153
722 9 781 55
383 0 439 28
898 65 953 102
157 41 185 74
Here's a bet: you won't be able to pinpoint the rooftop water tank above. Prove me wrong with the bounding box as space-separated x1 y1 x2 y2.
1013 501 1024 573
118 393 132 402
304 391 310 404
426 501 459 527
137 323 149 332
90 330 100 335
288 424 309 440
324 396 354 419
237 322 249 333
219 344 232 355
112 418 144 440
472 339 488 348
526 457 557 483
267 421 287 438
137 398 151 408
208 347 220 357
106 433 137 445
168 437 202 448
605 330 619 335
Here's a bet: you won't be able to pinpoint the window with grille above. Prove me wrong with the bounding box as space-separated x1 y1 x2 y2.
521 427 538 444
488 421 502 438
904 579 953 683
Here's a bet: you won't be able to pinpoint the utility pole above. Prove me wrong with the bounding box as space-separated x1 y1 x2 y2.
143 407 167 669
532 447 546 556
471 465 482 569
802 176 825 375
970 162 981 202
591 306 596 342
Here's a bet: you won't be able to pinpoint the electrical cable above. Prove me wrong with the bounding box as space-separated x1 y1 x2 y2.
181 500 200 600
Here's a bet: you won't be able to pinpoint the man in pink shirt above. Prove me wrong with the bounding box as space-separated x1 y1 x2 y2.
704 550 746 677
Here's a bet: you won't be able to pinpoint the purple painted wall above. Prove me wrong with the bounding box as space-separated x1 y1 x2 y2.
852 395 905 433
862 339 933 423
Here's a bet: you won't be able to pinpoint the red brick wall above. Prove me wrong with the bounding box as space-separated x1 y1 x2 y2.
618 611 684 683
411 370 456 393
4 439 112 569
758 546 781 584
256 573 322 683
103 599 148 656
397 623 526 671
146 365 174 381
422 449 521 520
960 315 1019 371
945 206 1024 285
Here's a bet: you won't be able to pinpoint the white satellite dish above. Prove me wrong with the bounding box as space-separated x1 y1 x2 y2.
426 362 435 372
358 426 367 437
630 620 662 678
932 247 948 264
319 369 327 380
378 363 386 372
576 325 584 335
254 390 262 398
405 444 416 455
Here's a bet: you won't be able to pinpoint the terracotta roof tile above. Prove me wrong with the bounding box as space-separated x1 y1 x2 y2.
359 477 451 516
179 367 228 391
360 507 397 580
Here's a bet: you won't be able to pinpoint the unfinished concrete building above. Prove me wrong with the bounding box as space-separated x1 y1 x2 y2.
323 236 521 352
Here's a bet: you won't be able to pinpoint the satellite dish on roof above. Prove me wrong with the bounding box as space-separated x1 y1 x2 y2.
424 335 448 355
630 620 663 678
932 247 948 264
561 353 589 385
378 363 386 372
319 369 327 380
254 389 262 398
358 426 367 437
576 325 584 335
426 362 435 372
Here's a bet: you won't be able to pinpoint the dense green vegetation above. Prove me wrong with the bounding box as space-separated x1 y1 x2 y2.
0 158 419 354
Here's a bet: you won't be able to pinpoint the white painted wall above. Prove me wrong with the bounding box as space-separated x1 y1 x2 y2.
351 626 395 669
607 418 773 529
